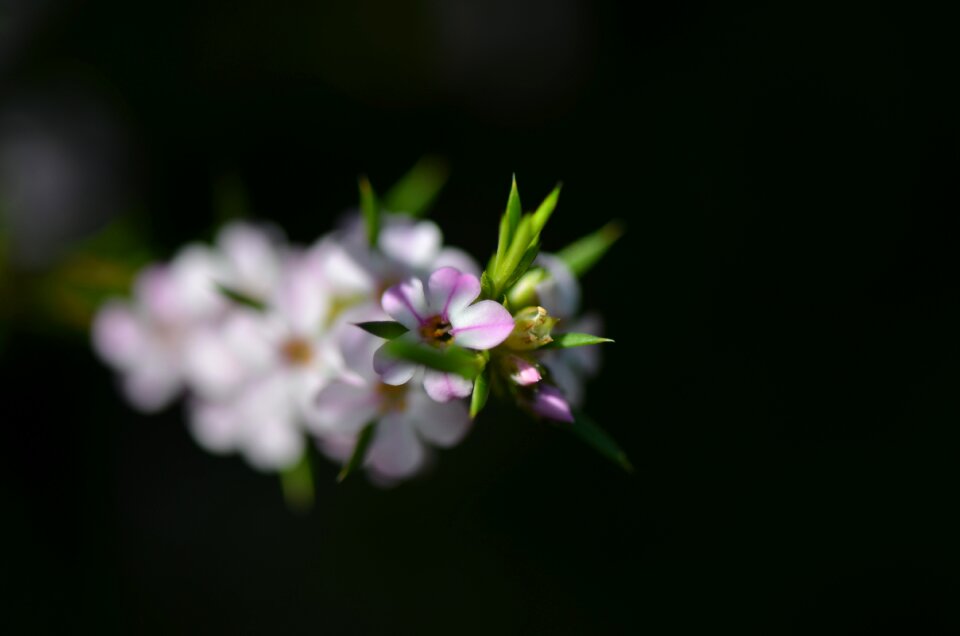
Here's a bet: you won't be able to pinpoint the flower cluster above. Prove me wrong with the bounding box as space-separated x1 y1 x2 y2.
93 169 626 490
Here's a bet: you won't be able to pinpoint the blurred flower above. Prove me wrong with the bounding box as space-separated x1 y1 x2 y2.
311 325 470 482
91 244 223 411
375 266 514 402
527 384 574 423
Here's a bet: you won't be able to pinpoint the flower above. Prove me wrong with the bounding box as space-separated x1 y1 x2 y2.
374 266 515 402
310 325 470 482
91 243 224 411
184 254 343 471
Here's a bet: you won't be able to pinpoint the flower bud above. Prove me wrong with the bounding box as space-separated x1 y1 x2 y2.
502 354 542 386
529 385 574 423
503 306 558 351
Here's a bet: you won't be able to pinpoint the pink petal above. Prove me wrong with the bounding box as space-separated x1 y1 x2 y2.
187 399 242 454
530 385 574 423
427 267 480 320
381 277 428 330
373 340 417 385
422 370 473 403
244 417 304 472
217 221 284 299
508 356 542 386
406 391 471 447
365 411 426 479
448 300 515 350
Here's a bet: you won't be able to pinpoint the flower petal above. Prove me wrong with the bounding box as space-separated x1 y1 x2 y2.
187 399 242 454
530 385 574 423
365 411 426 479
448 300 515 350
422 370 473 403
379 218 442 270
91 301 145 370
373 339 417 385
427 267 480 320
381 277 428 330
406 390 471 447
217 221 284 299
535 253 581 319
309 380 380 436
273 256 331 334
122 362 181 413
431 247 480 277
244 417 305 472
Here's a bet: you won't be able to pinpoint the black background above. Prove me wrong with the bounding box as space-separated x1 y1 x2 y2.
4 1 960 633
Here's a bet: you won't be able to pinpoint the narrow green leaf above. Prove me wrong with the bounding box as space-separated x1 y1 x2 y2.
469 369 490 419
529 183 562 238
500 241 540 294
280 450 315 512
355 321 409 340
338 422 377 483
381 338 482 379
480 270 495 300
541 332 614 349
495 176 523 275
216 284 266 311
383 156 449 217
568 410 633 473
557 221 624 277
494 214 533 294
358 175 380 248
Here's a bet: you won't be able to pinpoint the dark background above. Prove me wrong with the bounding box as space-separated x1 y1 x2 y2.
4 1 960 633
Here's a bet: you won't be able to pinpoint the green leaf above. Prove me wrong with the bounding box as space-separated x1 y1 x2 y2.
216 284 266 311
280 450 315 512
541 332 614 349
383 156 449 217
568 410 633 473
358 175 380 248
557 221 624 277
480 270 495 300
530 183 562 238
500 241 540 294
469 369 490 419
494 215 533 294
355 320 409 340
381 338 482 379
338 422 376 483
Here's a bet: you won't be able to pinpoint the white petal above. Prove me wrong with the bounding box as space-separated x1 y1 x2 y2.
217 221 285 299
182 327 248 400
406 390 471 447
535 253 581 320
187 399 242 454
244 417 304 472
373 340 417 385
309 380 380 435
379 218 442 269
122 362 181 412
431 247 480 277
170 243 228 320
273 256 331 334
365 411 426 479
91 300 145 370
422 370 473 403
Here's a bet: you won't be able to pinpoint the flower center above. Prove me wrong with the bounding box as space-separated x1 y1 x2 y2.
376 382 408 412
281 337 314 366
419 314 453 346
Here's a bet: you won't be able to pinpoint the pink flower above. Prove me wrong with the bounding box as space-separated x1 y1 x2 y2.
374 267 515 402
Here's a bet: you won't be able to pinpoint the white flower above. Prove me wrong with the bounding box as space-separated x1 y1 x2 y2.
185 253 343 471
91 243 224 411
310 323 471 483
